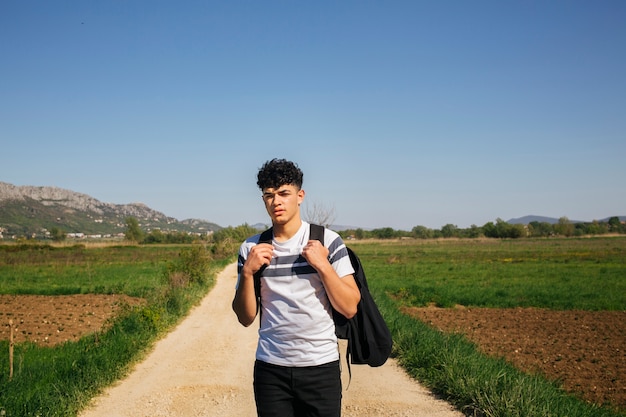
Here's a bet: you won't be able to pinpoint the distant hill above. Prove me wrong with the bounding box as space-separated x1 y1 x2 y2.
507 215 626 225
0 181 221 239
2 181 622 239
507 215 574 225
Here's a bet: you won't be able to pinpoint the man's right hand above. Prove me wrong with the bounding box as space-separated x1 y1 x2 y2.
243 243 274 276
234 242 274 327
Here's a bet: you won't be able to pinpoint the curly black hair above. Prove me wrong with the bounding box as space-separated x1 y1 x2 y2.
256 158 303 191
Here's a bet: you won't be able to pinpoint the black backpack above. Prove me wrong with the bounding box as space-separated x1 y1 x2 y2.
254 224 393 369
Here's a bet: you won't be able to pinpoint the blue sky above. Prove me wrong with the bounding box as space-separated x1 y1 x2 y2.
2 1 625 230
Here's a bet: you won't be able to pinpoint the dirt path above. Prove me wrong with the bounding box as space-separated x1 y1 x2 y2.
79 263 463 417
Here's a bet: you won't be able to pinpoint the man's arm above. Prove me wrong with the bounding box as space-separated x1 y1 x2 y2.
232 243 273 326
302 240 360 319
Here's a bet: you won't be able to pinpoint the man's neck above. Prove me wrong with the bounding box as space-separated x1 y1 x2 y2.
272 218 303 242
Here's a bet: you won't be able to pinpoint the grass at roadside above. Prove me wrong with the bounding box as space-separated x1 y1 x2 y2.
354 237 626 417
0 243 232 417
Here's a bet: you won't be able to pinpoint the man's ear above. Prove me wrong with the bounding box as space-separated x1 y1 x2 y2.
298 189 305 205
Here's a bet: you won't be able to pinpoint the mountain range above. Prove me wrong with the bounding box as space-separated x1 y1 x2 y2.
0 181 623 239
0 182 221 239
506 215 625 225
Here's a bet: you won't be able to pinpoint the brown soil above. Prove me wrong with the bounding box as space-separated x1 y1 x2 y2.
1 294 145 345
404 305 626 411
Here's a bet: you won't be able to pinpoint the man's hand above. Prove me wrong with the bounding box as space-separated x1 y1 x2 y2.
233 242 273 327
301 239 330 271
243 243 274 275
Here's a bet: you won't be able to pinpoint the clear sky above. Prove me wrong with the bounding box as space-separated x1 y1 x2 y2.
2 1 625 230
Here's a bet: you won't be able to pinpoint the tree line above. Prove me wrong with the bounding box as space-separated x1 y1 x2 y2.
127 216 625 246
36 215 626 244
336 216 626 240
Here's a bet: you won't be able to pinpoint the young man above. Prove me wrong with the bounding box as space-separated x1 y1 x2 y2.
233 158 360 417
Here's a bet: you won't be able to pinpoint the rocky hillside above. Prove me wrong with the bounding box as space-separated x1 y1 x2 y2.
0 182 221 239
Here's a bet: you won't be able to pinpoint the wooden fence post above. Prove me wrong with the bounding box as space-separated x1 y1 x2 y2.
8 319 13 380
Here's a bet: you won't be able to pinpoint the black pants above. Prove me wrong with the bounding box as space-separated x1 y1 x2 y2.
253 360 342 417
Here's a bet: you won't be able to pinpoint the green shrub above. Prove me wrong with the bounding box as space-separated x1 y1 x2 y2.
166 243 212 285
210 224 259 258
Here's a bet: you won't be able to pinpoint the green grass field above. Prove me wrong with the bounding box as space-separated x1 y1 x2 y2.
1 237 625 416
0 244 188 296
351 237 626 311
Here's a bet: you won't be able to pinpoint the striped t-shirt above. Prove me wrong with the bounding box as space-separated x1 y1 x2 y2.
237 221 354 366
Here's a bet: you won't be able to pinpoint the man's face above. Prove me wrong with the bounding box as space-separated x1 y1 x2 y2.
261 184 304 225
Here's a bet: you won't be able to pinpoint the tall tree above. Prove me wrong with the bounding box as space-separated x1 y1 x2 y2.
412 225 433 239
554 216 574 237
441 223 459 238
608 216 622 232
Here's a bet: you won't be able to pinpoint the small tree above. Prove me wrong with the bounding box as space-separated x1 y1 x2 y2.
304 202 336 228
554 216 574 237
482 221 497 238
124 217 144 243
528 221 553 237
371 227 396 239
49 227 66 242
441 223 459 238
608 216 623 233
176 244 212 285
144 229 165 244
467 224 481 238
211 224 259 258
412 225 433 239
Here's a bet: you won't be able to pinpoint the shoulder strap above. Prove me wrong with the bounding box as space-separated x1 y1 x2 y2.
253 228 273 298
258 227 274 245
309 223 324 243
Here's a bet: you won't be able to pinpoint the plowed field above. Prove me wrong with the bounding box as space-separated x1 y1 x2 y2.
405 306 625 411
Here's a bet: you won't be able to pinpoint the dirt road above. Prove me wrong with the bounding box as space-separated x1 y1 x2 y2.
79 263 463 417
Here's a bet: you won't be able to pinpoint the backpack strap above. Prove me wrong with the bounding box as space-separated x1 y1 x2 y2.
309 223 324 243
253 227 274 299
